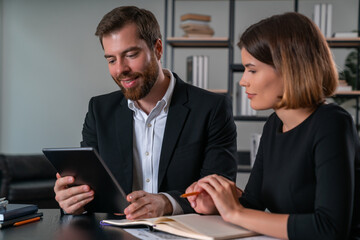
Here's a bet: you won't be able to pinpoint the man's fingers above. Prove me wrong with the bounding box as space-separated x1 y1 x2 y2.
54 176 74 192
61 194 94 214
126 204 152 220
55 185 92 203
126 190 146 203
124 194 149 215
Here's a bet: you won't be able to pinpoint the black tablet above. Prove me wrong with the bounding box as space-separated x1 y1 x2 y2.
42 147 129 213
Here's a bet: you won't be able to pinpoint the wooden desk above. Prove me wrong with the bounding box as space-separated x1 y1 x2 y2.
0 209 139 240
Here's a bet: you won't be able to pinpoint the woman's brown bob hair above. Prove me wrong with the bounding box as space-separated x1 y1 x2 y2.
238 12 338 109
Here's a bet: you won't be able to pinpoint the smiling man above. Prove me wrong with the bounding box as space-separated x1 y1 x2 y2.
53 6 237 219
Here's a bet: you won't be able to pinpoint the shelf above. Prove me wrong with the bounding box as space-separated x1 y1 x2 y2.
333 90 360 96
230 64 245 72
166 37 230 47
326 38 360 48
234 116 268 121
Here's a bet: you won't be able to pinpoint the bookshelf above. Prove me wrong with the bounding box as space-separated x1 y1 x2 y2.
166 37 229 47
164 0 360 124
327 37 360 47
164 0 360 169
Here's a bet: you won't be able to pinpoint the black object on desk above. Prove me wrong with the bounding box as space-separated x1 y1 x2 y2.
0 212 43 229
0 204 38 221
42 147 129 213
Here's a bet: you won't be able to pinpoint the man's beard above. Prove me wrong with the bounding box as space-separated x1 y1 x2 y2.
114 55 159 101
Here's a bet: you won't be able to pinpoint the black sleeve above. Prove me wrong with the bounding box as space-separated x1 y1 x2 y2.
200 95 238 181
239 120 268 211
287 113 357 240
168 95 238 213
80 97 99 150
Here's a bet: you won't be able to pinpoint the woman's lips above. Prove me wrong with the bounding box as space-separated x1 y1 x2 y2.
246 92 256 99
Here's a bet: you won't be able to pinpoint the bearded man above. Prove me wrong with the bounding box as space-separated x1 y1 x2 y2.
53 6 237 219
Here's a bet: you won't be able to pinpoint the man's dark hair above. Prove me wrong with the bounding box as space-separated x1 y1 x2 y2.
95 6 162 50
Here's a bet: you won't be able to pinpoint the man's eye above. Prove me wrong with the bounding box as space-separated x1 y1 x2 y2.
126 52 139 58
107 59 115 64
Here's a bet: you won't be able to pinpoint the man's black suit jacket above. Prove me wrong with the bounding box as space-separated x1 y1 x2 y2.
81 73 237 213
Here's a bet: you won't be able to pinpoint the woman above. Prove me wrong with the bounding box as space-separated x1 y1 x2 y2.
186 12 359 240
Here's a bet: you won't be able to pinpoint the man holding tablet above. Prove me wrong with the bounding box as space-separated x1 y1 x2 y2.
53 6 237 219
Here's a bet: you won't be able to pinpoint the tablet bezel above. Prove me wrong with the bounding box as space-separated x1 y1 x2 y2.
42 147 129 213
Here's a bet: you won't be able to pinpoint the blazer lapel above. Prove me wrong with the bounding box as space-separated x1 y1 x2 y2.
115 97 134 194
158 76 189 188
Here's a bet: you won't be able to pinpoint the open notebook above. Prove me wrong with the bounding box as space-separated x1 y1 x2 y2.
101 213 258 240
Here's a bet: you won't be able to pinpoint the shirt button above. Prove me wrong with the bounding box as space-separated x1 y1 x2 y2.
146 179 150 183
145 152 149 156
147 123 152 127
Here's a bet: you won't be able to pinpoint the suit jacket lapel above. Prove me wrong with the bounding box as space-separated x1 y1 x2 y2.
115 96 134 194
158 76 189 188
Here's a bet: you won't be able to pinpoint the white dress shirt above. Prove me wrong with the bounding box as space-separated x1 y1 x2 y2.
127 69 183 215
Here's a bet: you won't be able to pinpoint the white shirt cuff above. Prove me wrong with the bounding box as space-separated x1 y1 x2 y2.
160 192 184 215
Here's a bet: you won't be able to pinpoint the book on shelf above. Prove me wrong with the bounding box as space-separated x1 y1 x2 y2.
180 13 214 38
233 81 256 117
0 204 38 221
313 3 332 38
240 86 256 116
233 82 242 116
181 19 210 26
332 32 358 38
181 13 211 22
198 56 204 89
203 56 208 89
181 23 215 35
186 55 209 90
187 55 197 86
101 213 258 240
326 4 332 38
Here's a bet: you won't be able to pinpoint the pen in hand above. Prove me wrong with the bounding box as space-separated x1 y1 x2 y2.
180 191 200 198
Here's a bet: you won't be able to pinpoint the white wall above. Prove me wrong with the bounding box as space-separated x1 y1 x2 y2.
0 0 358 154
0 0 164 153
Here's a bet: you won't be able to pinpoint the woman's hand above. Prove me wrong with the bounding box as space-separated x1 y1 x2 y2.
185 181 218 215
197 174 244 222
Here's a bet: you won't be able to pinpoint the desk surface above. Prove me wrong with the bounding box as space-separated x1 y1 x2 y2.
0 209 139 240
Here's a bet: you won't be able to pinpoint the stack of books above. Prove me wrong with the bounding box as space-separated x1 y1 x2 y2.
0 199 43 229
186 55 209 89
337 79 352 92
180 13 214 38
313 3 332 38
233 83 256 117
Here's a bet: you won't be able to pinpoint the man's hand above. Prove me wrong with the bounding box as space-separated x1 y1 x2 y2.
124 191 173 220
54 173 94 215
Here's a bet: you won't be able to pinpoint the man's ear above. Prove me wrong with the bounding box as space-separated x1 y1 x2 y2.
154 39 163 60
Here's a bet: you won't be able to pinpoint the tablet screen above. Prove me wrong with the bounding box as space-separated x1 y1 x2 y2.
42 147 129 213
